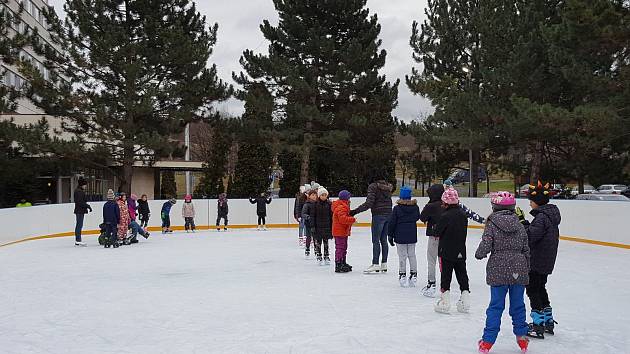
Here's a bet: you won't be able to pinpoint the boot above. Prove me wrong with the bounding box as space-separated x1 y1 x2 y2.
527 309 545 339
543 307 557 335
422 281 437 297
457 290 471 313
408 272 418 288
342 257 352 271
364 264 380 274
380 262 388 273
335 262 347 273
516 336 529 353
478 340 493 354
399 273 408 287
435 290 451 314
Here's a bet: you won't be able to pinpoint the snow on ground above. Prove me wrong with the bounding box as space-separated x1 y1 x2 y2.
1 228 629 354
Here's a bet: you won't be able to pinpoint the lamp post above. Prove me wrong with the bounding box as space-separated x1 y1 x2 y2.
462 66 474 197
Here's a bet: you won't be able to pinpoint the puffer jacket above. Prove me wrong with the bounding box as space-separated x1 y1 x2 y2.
127 199 137 220
475 210 530 286
352 180 393 216
294 193 306 220
314 199 333 240
387 199 421 244
182 202 195 218
249 196 272 216
524 204 561 275
332 199 356 237
217 197 228 217
436 204 468 261
420 184 445 236
301 200 316 228
103 200 120 225
137 199 150 217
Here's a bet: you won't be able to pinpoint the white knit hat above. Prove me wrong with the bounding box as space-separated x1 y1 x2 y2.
106 189 115 201
310 181 320 190
317 187 329 197
303 184 311 193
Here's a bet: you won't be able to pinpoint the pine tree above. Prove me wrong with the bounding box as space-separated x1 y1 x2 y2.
234 0 399 194
193 120 233 198
160 170 177 199
24 0 231 194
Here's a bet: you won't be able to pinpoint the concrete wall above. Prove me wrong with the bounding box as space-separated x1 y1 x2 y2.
1 197 629 248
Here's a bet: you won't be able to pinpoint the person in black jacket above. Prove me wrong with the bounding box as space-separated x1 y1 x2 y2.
387 186 421 288
137 194 151 228
216 193 229 231
301 189 318 257
250 193 272 230
419 184 445 296
517 181 561 339
434 188 470 314
313 187 333 264
294 185 308 246
73 177 92 247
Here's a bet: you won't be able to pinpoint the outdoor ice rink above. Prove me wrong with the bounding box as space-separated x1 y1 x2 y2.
1 228 629 354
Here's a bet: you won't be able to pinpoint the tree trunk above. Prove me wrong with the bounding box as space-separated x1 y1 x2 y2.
578 175 585 195
299 121 312 186
471 149 479 197
530 140 544 183
120 144 134 195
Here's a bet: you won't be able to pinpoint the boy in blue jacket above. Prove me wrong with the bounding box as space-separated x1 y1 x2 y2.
102 189 120 248
388 186 421 287
161 198 177 233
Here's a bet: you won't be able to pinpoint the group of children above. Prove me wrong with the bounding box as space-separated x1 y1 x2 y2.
101 190 151 248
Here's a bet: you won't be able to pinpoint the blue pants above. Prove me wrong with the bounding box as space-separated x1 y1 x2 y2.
129 220 147 238
75 213 85 242
299 219 304 238
105 223 117 244
482 285 528 344
371 215 389 264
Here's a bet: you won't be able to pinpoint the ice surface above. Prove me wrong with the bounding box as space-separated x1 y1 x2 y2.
1 228 629 354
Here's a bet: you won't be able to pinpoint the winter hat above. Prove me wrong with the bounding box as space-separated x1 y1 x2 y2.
317 186 329 197
303 184 311 194
441 188 460 205
78 177 87 187
219 193 227 201
184 194 192 202
310 181 320 190
528 181 551 206
443 179 454 188
338 190 351 201
169 198 177 204
299 185 306 194
130 194 138 201
399 186 413 200
491 191 516 211
106 189 115 201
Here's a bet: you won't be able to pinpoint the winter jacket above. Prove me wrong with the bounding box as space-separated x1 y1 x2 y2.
301 200 316 228
461 203 486 224
103 200 120 225
523 204 561 275
294 193 307 220
352 180 393 216
73 188 91 214
420 184 445 236
217 198 228 217
436 204 469 261
117 199 130 227
332 199 356 237
137 199 150 217
475 210 530 286
161 201 174 216
182 202 195 218
314 199 333 240
127 199 137 220
249 196 272 216
388 199 421 244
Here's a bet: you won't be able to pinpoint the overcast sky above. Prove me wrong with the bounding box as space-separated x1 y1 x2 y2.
47 0 433 122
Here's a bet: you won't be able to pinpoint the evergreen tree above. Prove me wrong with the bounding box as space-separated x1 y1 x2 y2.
160 170 177 199
0 0 28 113
234 0 399 194
193 120 233 198
24 0 231 194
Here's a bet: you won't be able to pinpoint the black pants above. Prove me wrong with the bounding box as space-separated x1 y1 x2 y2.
257 215 266 225
313 237 330 257
216 215 228 227
184 217 196 231
440 258 469 292
105 223 117 244
139 214 149 228
526 271 550 310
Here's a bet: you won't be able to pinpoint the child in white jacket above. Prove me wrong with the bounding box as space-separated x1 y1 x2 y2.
182 194 196 232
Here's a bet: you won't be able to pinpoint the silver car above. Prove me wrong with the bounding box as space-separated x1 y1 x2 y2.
593 184 628 194
576 194 630 201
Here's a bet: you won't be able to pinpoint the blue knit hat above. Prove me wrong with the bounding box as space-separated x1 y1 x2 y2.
399 186 413 200
443 179 454 187
338 190 351 200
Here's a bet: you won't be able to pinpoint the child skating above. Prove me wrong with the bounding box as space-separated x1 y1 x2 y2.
117 193 131 245
387 186 421 287
419 184 445 296
301 189 318 257
434 188 471 314
137 194 150 228
182 194 196 232
294 185 308 246
102 189 120 248
216 193 229 231
475 192 530 353
313 187 333 265
250 193 272 230
161 198 176 233
332 190 356 273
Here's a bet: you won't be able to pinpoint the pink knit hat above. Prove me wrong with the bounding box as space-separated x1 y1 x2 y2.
491 191 516 206
130 194 138 201
441 188 460 205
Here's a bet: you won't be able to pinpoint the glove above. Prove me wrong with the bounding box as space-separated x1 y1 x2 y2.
349 210 357 217
515 207 527 223
87 206 92 212
388 235 395 247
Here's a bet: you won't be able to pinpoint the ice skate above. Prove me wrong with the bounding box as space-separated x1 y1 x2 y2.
305 248 310 258
74 242 87 247
316 255 323 265
457 290 471 313
516 336 529 353
323 256 331 265
224 227 228 232
143 229 150 239
217 227 221 231
408 272 418 288
380 262 387 273
435 290 451 314
342 258 352 271
335 262 349 273
527 310 546 339
263 225 268 231
399 273 408 287
298 236 304 247
113 241 120 248
544 307 557 335
421 282 437 297
478 340 493 354
257 225 262 231
363 264 380 274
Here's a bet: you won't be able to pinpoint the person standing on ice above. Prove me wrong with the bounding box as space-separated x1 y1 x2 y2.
182 194 196 232
301 189 318 257
313 186 333 265
294 185 308 246
216 193 229 231
117 193 131 244
444 179 486 224
102 189 120 248
332 190 356 273
137 194 151 228
73 177 92 247
387 186 421 288
161 198 176 233
516 181 561 340
419 183 446 297
475 192 530 354
349 174 393 274
249 193 272 230
434 188 471 314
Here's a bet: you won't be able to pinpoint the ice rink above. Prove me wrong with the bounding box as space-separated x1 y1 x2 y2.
1 228 629 354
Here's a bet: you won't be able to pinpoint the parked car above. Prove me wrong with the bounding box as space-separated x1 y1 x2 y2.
448 168 487 184
593 184 628 195
569 184 595 195
576 194 630 201
622 187 630 199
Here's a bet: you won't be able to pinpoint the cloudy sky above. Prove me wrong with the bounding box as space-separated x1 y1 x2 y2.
47 0 433 121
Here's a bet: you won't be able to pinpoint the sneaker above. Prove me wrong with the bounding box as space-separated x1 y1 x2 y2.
421 282 437 297
74 242 87 247
435 290 450 314
478 340 493 354
457 290 471 313
363 264 380 274
399 273 408 287
516 336 529 353
380 262 388 273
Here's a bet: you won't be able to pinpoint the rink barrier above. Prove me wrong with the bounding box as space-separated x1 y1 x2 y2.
1 197 629 249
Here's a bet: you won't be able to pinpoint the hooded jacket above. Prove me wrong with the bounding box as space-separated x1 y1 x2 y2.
352 180 393 216
388 199 421 244
301 199 316 228
524 204 561 275
249 196 272 216
436 204 468 261
314 199 333 240
137 199 150 217
332 199 356 237
420 184 445 237
73 187 91 214
103 200 120 225
294 192 307 220
475 210 530 286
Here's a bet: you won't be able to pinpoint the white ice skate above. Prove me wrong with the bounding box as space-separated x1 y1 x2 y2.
74 242 87 247
380 262 388 273
457 290 471 313
408 273 418 288
421 282 437 298
399 274 408 287
363 264 380 274
435 290 451 314
263 226 268 231
323 256 331 265
256 225 262 231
